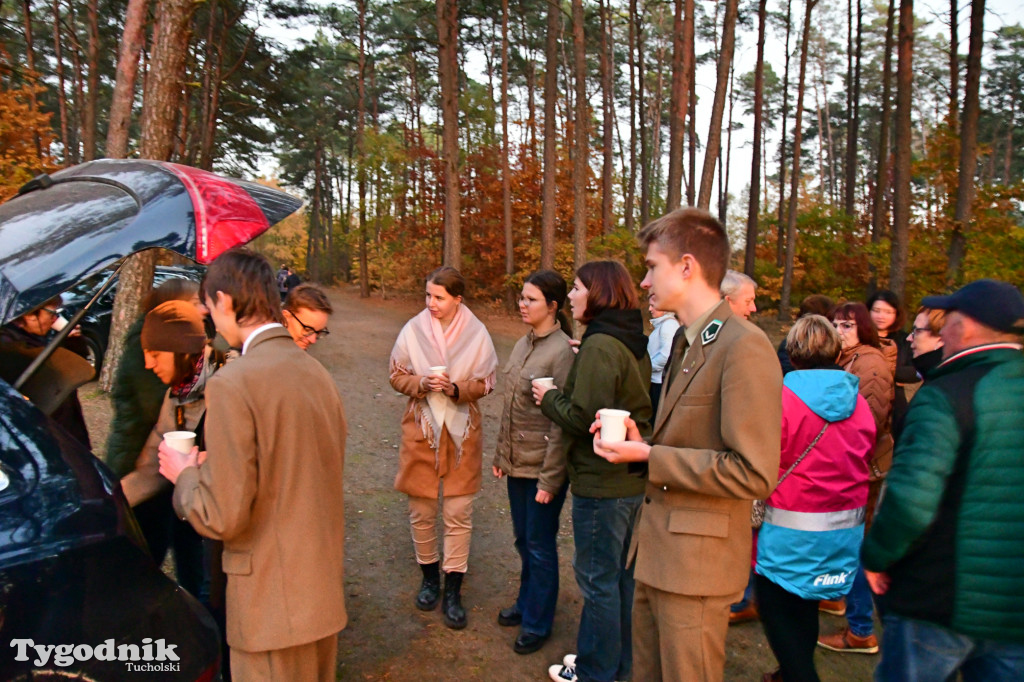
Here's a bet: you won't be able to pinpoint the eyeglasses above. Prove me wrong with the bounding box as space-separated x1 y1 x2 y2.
833 321 856 331
910 326 932 337
40 307 58 316
287 309 329 340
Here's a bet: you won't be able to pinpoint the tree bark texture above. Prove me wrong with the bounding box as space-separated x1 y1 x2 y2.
358 0 370 296
946 0 984 286
438 0 461 269
744 0 767 276
540 0 559 269
697 0 739 210
571 0 588 270
844 0 863 216
502 0 514 298
775 0 793 268
889 0 916 299
871 0 895 247
106 0 148 158
779 0 818 320
82 0 99 160
600 0 614 235
666 0 694 210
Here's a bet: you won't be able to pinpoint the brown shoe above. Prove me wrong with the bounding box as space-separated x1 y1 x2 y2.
818 598 847 616
728 603 759 625
817 628 879 654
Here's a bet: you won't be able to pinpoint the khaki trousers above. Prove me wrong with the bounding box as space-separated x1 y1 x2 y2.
408 493 474 573
632 581 737 682
230 633 338 682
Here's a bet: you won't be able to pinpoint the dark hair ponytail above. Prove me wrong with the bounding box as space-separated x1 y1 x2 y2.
525 269 571 335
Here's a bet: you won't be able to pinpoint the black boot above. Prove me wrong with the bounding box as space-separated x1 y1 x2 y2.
415 562 441 611
442 571 467 629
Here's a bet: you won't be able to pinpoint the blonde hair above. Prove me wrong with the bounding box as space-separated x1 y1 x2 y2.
787 315 842 369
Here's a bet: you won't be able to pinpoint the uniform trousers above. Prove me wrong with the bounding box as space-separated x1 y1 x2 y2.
230 633 338 682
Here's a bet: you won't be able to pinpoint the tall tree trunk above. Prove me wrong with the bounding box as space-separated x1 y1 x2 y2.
687 48 695 205
22 0 42 158
776 0 794 268
779 0 818 320
540 0 560 269
948 0 959 128
51 0 71 162
744 0 767 276
637 2 650 227
721 63 735 226
357 0 370 296
625 0 637 233
889 0 915 299
106 0 148 158
82 0 99 159
666 0 694 210
844 0 863 215
501 0 514 304
438 0 461 269
946 0 983 286
697 0 739 209
100 0 194 391
600 0 614 234
571 0 588 269
871 0 895 250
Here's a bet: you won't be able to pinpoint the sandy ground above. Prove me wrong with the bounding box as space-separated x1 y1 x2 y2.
80 284 877 681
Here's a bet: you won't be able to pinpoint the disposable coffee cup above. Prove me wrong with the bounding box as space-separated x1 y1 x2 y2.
163 430 196 455
598 409 630 444
50 315 69 332
429 365 448 376
532 377 555 390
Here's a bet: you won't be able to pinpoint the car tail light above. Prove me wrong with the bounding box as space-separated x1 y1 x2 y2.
165 162 270 264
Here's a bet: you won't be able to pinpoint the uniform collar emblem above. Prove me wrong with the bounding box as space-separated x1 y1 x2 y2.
701 319 723 346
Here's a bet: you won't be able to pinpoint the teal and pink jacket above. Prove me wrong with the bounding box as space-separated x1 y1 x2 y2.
756 368 876 600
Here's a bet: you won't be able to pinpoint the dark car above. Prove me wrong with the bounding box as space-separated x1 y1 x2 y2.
0 159 302 680
58 265 205 378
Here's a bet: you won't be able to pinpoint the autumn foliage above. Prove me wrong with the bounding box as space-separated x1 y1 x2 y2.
0 70 57 202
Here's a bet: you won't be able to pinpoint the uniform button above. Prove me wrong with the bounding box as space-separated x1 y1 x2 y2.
661 485 668 491
543 435 549 441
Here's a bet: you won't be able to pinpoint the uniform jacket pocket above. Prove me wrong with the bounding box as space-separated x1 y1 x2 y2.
667 509 729 538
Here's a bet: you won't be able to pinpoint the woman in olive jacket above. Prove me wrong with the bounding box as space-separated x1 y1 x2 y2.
533 260 652 682
492 270 575 655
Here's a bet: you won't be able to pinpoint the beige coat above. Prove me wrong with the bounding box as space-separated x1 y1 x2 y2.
630 300 783 597
173 326 347 653
391 373 491 497
492 325 574 494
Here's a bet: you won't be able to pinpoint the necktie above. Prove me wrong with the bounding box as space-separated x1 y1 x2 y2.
664 326 689 389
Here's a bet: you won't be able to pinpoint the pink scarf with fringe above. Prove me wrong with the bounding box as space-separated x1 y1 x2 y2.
390 304 497 461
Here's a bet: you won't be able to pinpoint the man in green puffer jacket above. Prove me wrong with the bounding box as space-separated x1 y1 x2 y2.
861 279 1024 682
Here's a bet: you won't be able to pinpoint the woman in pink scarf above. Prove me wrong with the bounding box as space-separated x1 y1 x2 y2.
389 266 498 630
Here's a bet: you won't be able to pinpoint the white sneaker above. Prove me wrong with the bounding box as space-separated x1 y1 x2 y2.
562 654 576 668
548 662 577 682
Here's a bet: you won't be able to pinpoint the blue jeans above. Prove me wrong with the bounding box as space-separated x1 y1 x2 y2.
846 565 875 636
876 613 1024 682
572 494 643 682
507 476 568 637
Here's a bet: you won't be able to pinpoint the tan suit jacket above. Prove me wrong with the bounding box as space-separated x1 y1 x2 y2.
631 300 782 596
174 326 347 652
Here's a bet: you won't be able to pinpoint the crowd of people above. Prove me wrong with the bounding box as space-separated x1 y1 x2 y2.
2 206 1023 682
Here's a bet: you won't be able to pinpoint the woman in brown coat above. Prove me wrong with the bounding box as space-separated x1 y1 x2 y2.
389 266 498 629
818 301 894 655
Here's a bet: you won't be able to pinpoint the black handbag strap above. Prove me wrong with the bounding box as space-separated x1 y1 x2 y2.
775 421 829 491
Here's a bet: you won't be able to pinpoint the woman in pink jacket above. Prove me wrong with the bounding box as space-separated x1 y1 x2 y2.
755 315 876 682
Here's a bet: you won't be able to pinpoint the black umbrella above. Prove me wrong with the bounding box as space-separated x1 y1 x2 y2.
0 159 302 325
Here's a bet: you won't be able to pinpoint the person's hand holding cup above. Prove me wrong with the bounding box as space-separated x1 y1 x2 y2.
158 430 198 484
591 409 651 463
531 377 555 405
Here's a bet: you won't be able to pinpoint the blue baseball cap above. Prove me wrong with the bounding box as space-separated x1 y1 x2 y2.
921 279 1024 333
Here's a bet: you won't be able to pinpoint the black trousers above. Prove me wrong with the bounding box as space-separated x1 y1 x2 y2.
754 573 822 682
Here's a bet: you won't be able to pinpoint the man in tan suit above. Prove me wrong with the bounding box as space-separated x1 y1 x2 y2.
594 208 782 682
159 249 347 682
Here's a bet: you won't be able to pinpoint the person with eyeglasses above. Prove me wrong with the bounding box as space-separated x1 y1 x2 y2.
908 307 946 379
817 301 893 657
0 296 92 447
283 284 332 351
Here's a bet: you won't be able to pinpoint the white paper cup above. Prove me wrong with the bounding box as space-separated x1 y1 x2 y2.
598 409 630 444
50 315 69 332
532 377 555 390
163 430 196 455
429 365 448 376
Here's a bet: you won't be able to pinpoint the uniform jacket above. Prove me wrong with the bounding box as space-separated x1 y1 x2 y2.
862 343 1024 645
756 369 875 600
630 300 782 596
493 325 574 494
541 308 652 499
173 326 347 652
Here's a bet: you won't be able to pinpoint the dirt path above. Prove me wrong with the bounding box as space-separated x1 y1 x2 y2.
82 285 876 681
